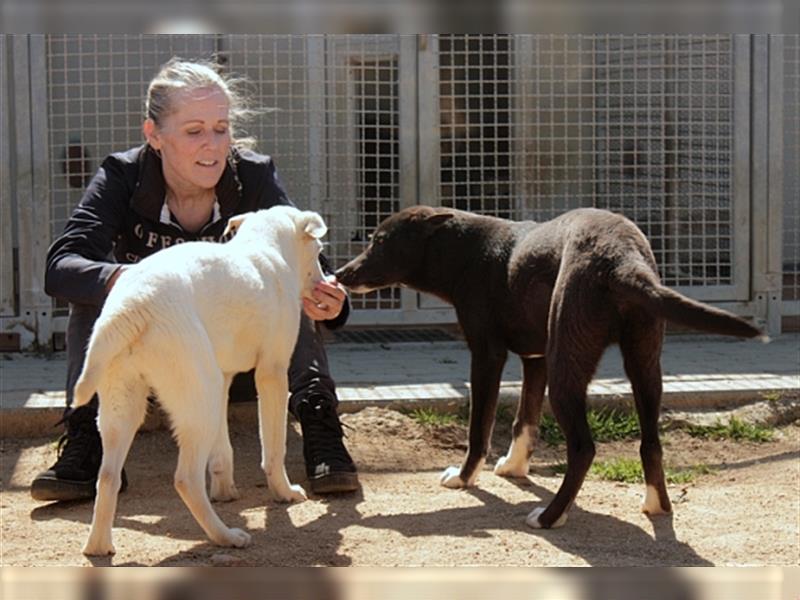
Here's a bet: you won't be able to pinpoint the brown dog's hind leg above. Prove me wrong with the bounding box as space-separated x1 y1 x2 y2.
527 279 607 529
441 343 507 488
495 356 547 478
620 315 671 515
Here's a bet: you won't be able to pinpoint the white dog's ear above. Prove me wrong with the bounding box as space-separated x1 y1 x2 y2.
222 214 248 241
299 211 328 240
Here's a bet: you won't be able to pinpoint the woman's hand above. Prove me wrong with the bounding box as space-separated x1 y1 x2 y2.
303 276 347 321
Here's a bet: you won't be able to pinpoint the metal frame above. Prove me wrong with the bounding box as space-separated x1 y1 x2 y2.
1 35 52 346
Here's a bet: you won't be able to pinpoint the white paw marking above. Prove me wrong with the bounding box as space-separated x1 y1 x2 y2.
494 455 528 478
440 466 467 488
525 506 568 529
641 484 668 515
494 428 532 477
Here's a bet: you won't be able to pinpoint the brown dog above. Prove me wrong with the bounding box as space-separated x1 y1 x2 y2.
336 206 763 529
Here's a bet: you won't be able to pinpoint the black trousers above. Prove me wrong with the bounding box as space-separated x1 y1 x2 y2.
64 303 338 420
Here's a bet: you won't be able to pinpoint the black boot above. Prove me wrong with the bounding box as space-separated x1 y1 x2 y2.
30 406 127 502
296 396 359 494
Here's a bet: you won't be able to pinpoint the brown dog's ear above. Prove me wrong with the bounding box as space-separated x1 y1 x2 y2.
298 210 328 240
222 214 248 240
426 212 455 228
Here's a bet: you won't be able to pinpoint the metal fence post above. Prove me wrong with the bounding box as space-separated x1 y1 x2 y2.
11 35 52 349
751 35 784 336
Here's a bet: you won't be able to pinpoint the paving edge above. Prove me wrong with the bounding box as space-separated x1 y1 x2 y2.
2 384 795 439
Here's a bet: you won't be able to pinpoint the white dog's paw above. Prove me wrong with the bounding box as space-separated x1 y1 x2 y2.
269 483 307 503
494 455 529 478
440 466 468 488
210 481 241 503
82 538 116 556
525 506 568 529
214 527 251 548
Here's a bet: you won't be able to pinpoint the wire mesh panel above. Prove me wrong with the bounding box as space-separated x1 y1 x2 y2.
45 34 403 314
43 34 756 327
221 35 402 311
431 34 743 293
784 35 800 314
47 35 218 243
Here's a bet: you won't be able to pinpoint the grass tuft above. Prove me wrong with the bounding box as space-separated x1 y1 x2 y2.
685 416 774 442
405 407 463 427
551 458 715 485
539 407 641 445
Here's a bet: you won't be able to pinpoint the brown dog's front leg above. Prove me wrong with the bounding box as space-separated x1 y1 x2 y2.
441 344 507 488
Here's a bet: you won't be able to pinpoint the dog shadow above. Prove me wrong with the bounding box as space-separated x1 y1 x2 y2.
28 424 712 566
499 474 713 566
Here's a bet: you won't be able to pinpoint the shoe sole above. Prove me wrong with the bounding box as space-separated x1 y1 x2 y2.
309 472 360 495
30 471 128 502
30 478 96 502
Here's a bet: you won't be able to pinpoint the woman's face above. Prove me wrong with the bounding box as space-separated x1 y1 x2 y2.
144 85 232 195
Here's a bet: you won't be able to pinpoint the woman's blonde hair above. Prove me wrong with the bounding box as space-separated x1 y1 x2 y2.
145 58 257 151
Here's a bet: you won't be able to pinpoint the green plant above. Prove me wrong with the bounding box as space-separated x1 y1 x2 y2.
587 408 640 442
685 416 774 442
539 414 565 445
577 458 716 485
538 407 641 445
406 407 462 427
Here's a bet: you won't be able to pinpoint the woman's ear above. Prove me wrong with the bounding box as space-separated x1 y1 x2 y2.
143 119 160 150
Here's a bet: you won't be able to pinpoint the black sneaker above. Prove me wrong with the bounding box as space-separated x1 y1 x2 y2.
297 397 360 494
30 410 127 502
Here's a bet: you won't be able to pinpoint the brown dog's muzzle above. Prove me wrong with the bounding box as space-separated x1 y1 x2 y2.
335 256 380 293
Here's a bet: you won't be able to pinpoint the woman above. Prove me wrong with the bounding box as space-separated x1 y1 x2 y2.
31 58 359 502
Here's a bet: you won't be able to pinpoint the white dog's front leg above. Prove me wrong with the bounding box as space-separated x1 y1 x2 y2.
256 370 307 503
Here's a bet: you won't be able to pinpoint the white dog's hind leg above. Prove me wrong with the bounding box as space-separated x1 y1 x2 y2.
255 366 306 503
209 375 239 502
83 374 148 556
165 363 250 548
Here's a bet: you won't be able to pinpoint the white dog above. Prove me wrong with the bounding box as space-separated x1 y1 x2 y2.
73 205 328 556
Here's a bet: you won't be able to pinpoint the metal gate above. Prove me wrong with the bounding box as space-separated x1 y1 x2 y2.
1 34 793 343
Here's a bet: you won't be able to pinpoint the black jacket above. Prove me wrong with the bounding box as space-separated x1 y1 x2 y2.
45 144 349 329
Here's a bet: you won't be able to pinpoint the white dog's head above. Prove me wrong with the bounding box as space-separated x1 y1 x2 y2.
224 207 328 301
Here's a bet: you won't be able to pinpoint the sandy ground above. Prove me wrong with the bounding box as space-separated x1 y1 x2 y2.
1 406 798 567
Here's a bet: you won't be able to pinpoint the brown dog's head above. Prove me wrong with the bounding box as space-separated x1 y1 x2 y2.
336 205 454 293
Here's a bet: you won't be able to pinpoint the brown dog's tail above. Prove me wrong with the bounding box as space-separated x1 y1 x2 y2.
612 275 766 340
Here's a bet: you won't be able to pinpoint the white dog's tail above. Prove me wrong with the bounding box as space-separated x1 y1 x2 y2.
73 306 149 407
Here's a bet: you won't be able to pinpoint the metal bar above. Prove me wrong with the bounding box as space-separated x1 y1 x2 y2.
766 34 785 334
398 34 419 315
0 35 15 316
731 35 754 304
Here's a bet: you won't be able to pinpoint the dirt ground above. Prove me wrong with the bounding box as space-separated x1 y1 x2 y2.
1 405 798 567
